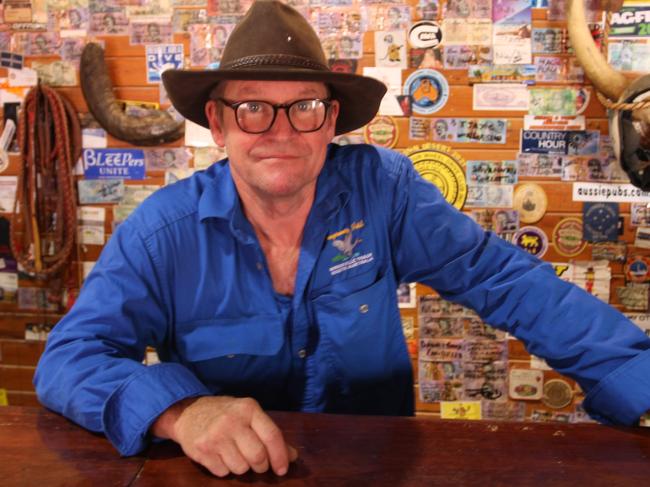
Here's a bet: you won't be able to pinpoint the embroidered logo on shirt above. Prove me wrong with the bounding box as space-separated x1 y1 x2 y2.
327 220 374 275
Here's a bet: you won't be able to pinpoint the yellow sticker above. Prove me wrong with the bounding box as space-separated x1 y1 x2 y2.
0 388 8 406
403 143 468 210
440 401 482 420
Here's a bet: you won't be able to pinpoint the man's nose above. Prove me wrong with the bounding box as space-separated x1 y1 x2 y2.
267 107 295 136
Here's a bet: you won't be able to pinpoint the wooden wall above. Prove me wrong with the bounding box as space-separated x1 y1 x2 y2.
0 2 636 423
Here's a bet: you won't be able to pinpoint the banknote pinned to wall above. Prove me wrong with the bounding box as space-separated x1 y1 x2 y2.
130 21 173 45
32 60 77 87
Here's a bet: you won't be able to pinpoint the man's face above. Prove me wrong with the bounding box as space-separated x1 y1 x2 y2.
205 80 339 200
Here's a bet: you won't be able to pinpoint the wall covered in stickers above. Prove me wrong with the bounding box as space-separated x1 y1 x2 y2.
1 0 650 424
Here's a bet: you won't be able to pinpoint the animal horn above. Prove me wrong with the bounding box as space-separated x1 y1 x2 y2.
567 0 629 101
80 42 184 146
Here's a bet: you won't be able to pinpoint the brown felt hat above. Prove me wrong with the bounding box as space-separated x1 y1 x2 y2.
161 0 386 135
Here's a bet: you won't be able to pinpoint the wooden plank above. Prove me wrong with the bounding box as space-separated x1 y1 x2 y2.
0 365 36 391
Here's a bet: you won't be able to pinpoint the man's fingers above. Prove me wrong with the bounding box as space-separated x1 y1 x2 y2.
218 440 251 475
234 427 271 474
196 452 230 478
250 409 291 475
288 444 299 462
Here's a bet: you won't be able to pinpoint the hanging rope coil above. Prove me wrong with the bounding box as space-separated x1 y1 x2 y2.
10 84 81 278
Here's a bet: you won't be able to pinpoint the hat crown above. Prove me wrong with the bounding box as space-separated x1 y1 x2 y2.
220 0 329 72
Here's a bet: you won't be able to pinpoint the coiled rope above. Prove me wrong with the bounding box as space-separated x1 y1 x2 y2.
10 85 81 282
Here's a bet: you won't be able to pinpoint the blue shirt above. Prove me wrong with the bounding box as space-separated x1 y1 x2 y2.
34 144 650 456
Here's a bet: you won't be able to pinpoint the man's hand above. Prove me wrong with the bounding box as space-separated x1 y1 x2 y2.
151 396 298 477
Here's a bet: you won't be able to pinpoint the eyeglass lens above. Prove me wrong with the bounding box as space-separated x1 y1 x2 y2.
235 99 328 133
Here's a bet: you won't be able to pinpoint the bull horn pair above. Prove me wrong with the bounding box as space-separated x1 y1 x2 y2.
80 42 184 146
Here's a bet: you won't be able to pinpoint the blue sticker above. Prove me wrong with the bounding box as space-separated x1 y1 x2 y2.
583 202 619 242
146 44 184 83
83 149 145 180
521 130 600 155
403 69 449 115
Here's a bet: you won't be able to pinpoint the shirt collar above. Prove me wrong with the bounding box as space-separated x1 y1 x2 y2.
197 144 351 226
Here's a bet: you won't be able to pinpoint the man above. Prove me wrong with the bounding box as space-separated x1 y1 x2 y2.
35 0 650 479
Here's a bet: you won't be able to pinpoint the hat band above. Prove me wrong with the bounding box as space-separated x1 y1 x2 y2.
220 54 329 72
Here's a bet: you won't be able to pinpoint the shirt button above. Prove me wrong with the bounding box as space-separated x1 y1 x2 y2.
359 304 369 314
256 262 263 271
298 349 307 359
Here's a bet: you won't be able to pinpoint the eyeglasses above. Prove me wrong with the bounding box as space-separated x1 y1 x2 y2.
215 98 332 134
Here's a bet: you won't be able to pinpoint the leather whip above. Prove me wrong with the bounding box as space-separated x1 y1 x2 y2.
10 85 81 282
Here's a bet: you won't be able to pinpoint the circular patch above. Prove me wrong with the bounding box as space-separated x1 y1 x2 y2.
552 217 587 257
363 116 399 149
542 379 573 409
513 183 547 224
408 21 443 49
514 226 548 258
625 255 650 283
403 69 450 115
404 143 467 209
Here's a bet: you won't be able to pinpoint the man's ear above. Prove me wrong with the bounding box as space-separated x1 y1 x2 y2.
327 99 340 138
205 100 225 147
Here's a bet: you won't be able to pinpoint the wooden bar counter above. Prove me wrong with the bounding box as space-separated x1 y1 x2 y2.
2 406 650 486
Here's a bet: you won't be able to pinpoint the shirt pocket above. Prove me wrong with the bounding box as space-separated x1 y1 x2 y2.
174 315 287 390
311 271 405 391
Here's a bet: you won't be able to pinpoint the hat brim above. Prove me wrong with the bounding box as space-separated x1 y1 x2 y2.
161 68 387 135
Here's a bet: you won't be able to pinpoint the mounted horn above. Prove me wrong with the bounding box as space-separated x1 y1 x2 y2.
566 0 629 101
80 42 184 146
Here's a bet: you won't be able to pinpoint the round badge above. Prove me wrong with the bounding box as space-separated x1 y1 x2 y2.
408 21 443 49
552 217 587 258
363 116 399 149
625 255 650 283
514 226 548 258
403 69 450 115
513 183 547 224
404 143 467 210
542 379 574 409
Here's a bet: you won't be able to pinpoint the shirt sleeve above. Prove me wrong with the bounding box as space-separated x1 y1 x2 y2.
388 154 650 425
33 218 211 456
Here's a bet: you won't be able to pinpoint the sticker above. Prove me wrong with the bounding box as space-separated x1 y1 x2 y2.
583 202 619 242
146 44 184 83
397 282 416 308
542 379 573 409
514 226 548 258
363 116 399 149
592 241 627 263
404 143 467 209
0 388 7 406
625 255 650 283
573 183 650 203
617 283 650 310
403 69 450 115
517 153 563 178
635 227 650 249
509 368 544 400
408 20 443 49
0 51 24 70
552 218 587 257
467 161 517 185
513 183 547 224
440 401 482 420
472 83 530 111
520 130 599 155
374 31 407 69
83 149 145 180
468 64 535 84
631 203 650 226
